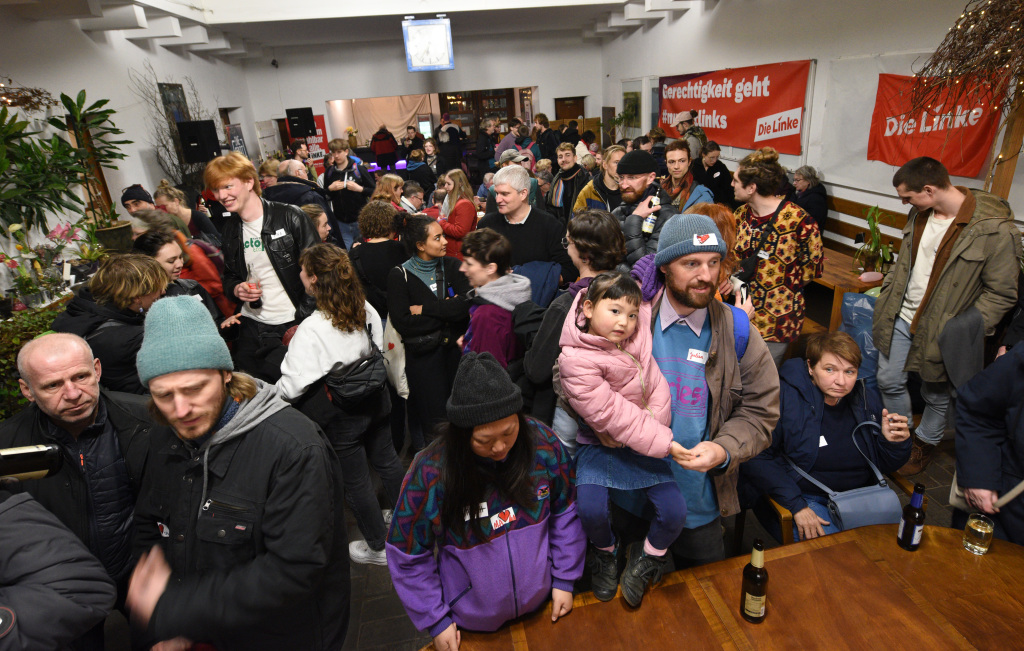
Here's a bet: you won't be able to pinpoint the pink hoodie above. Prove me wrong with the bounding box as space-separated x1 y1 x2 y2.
557 292 673 458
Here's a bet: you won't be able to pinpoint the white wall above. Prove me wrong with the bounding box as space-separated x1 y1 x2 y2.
600 0 1024 229
0 8 255 208
241 30 604 140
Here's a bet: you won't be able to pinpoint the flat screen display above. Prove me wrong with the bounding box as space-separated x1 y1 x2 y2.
402 18 454 72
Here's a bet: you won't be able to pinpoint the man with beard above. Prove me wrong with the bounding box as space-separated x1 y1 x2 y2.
621 213 779 567
127 296 349 650
611 150 680 266
544 143 590 224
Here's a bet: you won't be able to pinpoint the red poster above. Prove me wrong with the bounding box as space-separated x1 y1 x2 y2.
658 60 812 155
867 74 1002 177
285 114 327 177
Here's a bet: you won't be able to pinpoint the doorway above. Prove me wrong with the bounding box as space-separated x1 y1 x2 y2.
555 96 586 120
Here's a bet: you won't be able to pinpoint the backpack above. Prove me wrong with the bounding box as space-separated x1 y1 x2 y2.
511 261 561 308
189 238 225 276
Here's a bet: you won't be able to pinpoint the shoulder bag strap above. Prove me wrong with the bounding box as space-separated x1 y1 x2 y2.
850 420 889 487
783 455 838 498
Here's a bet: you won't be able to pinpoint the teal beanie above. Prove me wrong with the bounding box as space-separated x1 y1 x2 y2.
136 296 233 386
653 213 727 267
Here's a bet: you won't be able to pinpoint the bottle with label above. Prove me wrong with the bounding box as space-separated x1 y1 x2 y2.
740 538 768 624
0 444 62 480
897 483 927 551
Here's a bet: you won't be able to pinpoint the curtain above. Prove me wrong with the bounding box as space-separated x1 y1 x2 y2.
351 94 432 145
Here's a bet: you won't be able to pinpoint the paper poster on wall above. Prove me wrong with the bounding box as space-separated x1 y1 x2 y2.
866 74 1003 177
225 124 248 158
286 114 328 177
658 60 812 155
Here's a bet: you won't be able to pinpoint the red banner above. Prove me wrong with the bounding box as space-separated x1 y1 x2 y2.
867 74 1002 177
285 114 327 177
658 60 812 155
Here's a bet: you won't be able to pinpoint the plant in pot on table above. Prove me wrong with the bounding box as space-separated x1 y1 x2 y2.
853 205 894 274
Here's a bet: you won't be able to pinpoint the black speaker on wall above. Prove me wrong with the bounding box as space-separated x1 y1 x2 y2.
177 120 221 164
286 107 316 138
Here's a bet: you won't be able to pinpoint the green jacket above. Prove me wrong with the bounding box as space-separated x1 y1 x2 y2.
872 188 1021 383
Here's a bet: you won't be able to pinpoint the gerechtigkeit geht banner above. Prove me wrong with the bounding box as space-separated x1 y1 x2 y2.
658 60 812 155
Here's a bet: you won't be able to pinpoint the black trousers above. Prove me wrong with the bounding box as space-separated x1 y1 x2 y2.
232 316 295 382
404 344 461 442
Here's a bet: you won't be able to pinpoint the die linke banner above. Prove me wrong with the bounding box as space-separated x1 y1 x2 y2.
867 73 1003 177
286 114 328 177
658 60 812 155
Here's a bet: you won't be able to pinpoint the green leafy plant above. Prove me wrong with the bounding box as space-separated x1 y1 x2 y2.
0 105 87 234
48 91 132 228
0 297 69 420
854 205 894 272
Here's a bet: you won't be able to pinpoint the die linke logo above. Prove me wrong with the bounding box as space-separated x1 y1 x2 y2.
754 107 802 142
490 507 517 530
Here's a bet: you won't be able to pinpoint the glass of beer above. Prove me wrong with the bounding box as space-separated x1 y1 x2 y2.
962 513 994 555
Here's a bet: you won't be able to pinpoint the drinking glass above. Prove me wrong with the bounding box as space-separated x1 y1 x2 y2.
963 513 995 555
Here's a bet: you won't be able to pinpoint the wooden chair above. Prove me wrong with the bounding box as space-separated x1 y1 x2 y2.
734 474 925 547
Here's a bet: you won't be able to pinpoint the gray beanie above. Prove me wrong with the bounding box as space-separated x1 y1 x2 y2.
446 352 523 428
653 213 727 267
136 296 234 386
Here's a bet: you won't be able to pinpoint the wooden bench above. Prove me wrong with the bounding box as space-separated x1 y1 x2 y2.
821 195 906 256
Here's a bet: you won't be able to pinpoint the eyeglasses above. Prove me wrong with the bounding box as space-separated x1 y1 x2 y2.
561 237 572 249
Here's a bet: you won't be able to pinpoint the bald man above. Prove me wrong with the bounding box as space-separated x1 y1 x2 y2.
262 156 337 239
0 333 152 621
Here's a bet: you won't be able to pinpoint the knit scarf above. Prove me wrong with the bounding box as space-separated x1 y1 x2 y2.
662 171 693 205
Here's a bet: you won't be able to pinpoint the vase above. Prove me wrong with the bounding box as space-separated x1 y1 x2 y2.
94 221 133 253
21 290 50 309
348 135 358 149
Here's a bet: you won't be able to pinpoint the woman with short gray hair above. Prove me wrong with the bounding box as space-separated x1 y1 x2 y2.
792 165 828 226
476 118 498 177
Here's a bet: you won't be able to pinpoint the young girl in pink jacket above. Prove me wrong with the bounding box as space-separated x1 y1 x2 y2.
558 271 687 609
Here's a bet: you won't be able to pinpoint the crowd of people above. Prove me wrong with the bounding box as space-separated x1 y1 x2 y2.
1 109 1022 651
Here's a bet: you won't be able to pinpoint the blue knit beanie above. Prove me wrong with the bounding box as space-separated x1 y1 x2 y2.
136 296 233 386
653 213 727 267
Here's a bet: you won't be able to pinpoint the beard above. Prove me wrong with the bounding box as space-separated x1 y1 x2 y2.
621 187 642 204
666 271 716 310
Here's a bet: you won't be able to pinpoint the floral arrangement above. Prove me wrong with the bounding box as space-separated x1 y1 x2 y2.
345 126 358 135
2 222 85 299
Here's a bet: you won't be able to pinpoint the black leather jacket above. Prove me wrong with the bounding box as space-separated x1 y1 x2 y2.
221 199 320 319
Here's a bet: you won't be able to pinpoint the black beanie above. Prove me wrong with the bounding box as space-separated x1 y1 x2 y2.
615 150 658 176
121 184 153 207
446 352 523 428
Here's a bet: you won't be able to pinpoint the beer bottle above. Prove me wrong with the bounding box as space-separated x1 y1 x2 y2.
0 444 62 481
740 538 768 624
897 483 927 551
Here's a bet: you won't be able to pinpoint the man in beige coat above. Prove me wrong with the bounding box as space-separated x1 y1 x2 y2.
873 156 1021 475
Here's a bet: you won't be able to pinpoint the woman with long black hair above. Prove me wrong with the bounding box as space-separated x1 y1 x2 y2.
387 352 585 650
387 215 470 442
275 243 405 566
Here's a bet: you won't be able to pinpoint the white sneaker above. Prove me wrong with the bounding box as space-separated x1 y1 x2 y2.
382 509 393 527
349 539 388 566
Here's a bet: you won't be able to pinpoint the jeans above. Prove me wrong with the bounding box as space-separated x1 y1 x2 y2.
876 318 951 444
755 494 842 544
335 221 362 249
579 482 686 551
323 389 405 550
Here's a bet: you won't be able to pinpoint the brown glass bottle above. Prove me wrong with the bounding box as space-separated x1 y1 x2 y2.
897 483 927 551
740 538 768 623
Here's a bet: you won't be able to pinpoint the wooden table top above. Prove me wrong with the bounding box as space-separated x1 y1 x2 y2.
439 525 1024 650
814 248 883 292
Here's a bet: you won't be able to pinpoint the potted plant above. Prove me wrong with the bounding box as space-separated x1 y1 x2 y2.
599 109 636 143
345 126 359 149
49 91 133 252
853 205 894 273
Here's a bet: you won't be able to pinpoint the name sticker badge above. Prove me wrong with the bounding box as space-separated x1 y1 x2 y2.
819 436 828 447
271 228 287 240
687 349 708 365
693 233 719 247
464 501 489 521
157 522 170 538
757 250 771 260
489 507 517 531
429 282 438 292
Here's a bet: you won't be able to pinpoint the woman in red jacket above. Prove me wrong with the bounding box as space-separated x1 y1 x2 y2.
437 169 477 260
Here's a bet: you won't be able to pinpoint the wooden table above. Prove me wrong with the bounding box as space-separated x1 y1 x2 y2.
812 248 883 331
440 526 1024 650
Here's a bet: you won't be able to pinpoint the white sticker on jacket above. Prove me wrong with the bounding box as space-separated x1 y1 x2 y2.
157 522 170 538
693 233 719 247
271 228 287 239
687 349 708 365
819 436 828 447
757 250 771 260
490 507 517 530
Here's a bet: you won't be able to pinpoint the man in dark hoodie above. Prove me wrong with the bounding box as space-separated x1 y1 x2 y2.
611 149 680 266
561 120 581 146
433 113 465 174
262 159 340 242
128 296 350 651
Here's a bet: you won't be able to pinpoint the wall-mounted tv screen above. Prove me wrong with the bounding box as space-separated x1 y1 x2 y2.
402 18 454 72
